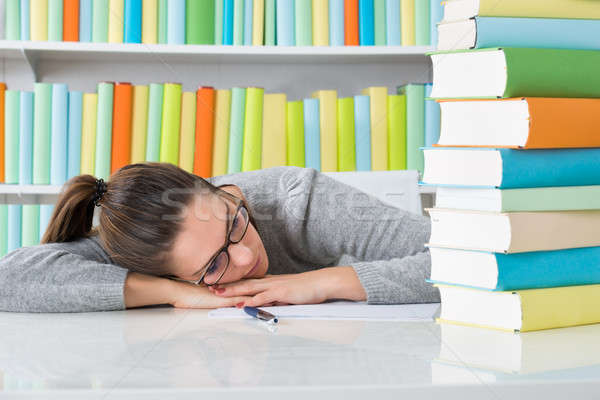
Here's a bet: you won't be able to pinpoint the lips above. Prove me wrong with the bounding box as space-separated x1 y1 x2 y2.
245 255 261 278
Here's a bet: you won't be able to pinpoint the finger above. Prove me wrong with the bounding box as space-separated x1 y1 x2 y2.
220 296 252 308
244 291 279 308
213 280 270 297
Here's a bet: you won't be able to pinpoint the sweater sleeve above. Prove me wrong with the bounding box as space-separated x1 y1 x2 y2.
0 237 129 313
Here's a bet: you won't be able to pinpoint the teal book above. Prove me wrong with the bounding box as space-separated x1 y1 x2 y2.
92 0 109 42
67 91 83 179
276 0 294 45
373 0 385 45
227 87 246 174
233 0 244 45
329 0 344 46
33 83 52 185
414 0 429 45
295 0 311 46
398 84 424 173
19 91 33 185
0 205 7 256
5 0 20 40
48 0 63 41
50 84 68 185
79 0 92 42
167 0 185 44
95 82 114 180
243 0 253 45
7 205 21 252
303 98 320 171
385 0 400 46
158 0 167 44
264 0 276 45
21 204 39 247
424 83 440 147
20 0 30 40
215 0 224 45
353 95 371 171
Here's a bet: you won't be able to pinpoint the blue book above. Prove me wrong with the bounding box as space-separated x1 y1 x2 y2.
79 0 93 42
227 87 246 174
276 0 294 46
39 204 54 242
0 205 7 257
353 95 371 171
19 92 33 186
385 0 400 45
167 0 185 44
303 98 320 171
7 205 21 252
428 246 600 291
20 0 30 40
358 0 374 46
429 0 443 47
67 91 83 179
50 84 68 186
424 83 440 147
125 0 142 43
223 0 234 45
243 0 253 45
329 0 344 46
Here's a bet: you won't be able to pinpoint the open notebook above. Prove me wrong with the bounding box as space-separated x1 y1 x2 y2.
208 301 440 321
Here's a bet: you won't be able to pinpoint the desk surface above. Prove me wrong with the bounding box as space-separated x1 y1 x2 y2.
1 307 599 400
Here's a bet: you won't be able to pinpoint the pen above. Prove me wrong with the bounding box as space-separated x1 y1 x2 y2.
243 306 279 324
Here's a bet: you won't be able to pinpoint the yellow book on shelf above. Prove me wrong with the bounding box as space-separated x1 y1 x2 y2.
311 90 337 172
142 0 158 44
476 0 600 19
252 0 265 45
212 89 232 177
312 0 329 46
80 93 98 175
178 92 196 173
31 0 49 41
130 85 149 163
361 86 388 171
108 0 124 43
261 94 287 169
400 0 415 46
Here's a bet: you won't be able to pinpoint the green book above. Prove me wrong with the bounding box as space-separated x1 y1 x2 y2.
146 83 164 162
286 101 305 167
5 90 20 184
158 0 168 44
92 0 109 42
228 87 246 173
233 0 244 45
215 0 224 45
241 87 264 172
414 0 430 45
21 205 39 247
5 0 20 40
187 0 215 44
95 82 114 180
374 0 386 46
0 205 7 256
398 84 424 174
264 0 276 45
159 83 182 166
295 0 312 46
337 97 356 172
48 0 63 41
33 83 52 185
388 94 407 170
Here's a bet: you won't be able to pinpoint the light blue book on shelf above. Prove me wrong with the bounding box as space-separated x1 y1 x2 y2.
353 95 371 171
223 0 234 45
51 84 68 186
385 0 400 45
7 205 21 252
243 0 253 45
424 83 440 147
79 0 93 42
39 204 54 241
359 0 374 46
0 205 7 257
430 0 443 48
125 0 142 43
276 0 294 46
227 87 246 174
303 98 320 171
20 0 30 40
167 0 185 44
471 17 600 50
19 92 33 186
329 0 344 46
21 204 39 247
428 246 600 291
67 91 83 179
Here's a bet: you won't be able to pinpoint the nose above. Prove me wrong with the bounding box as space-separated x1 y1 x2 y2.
225 241 255 279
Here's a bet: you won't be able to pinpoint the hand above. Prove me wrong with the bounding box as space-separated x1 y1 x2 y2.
167 279 252 309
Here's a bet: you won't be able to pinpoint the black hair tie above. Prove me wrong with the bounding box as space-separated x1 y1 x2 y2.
92 178 108 207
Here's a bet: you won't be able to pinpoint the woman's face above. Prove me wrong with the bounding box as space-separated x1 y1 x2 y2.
169 188 269 284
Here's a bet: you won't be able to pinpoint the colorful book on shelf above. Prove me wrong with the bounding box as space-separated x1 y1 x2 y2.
303 98 321 171
51 0 65 41
63 0 80 42
111 82 133 174
353 95 371 171
424 84 440 147
241 87 264 171
264 0 275 45
33 83 51 185
373 0 385 46
130 85 148 164
358 0 374 46
95 82 114 180
261 93 287 169
7 204 21 252
167 0 185 44
21 0 31 40
142 0 158 44
39 204 54 240
436 98 600 148
385 0 400 46
287 100 305 167
158 0 167 44
252 0 264 45
400 0 415 45
295 0 312 46
398 84 424 173
23 87 39 247
0 83 5 182
244 0 253 46
312 0 329 46
159 83 182 166
125 0 142 43
194 87 215 177
344 0 359 46
429 0 443 47
108 0 124 43
311 90 337 172
421 147 600 189
187 0 215 44
415 0 430 45
145 83 163 162
67 91 83 179
179 91 196 173
0 205 7 256
337 97 356 171
18 91 33 186
212 89 232 176
50 84 68 185
79 0 92 42
430 48 600 99
80 93 98 175
362 86 387 171
233 0 244 45
228 87 245 173
429 246 600 291
223 0 235 45
276 0 294 46
5 0 20 40
21 203 39 247
329 0 344 46
92 0 109 43
215 0 224 45
31 0 49 41
388 94 406 170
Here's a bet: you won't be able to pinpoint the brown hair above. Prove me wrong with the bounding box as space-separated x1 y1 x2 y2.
41 162 229 275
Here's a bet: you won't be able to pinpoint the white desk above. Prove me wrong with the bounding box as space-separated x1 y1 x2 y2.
1 308 599 400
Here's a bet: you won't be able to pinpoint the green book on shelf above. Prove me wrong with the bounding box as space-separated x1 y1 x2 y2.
187 0 215 44
233 0 244 45
145 83 163 162
159 83 182 166
5 0 20 40
264 0 276 45
215 0 224 45
158 0 168 44
388 94 407 170
287 100 305 167
398 84 424 173
337 97 356 172
414 0 430 45
92 0 109 42
95 82 114 180
33 83 52 185
0 205 7 257
374 0 385 46
5 90 20 184
242 87 264 172
295 0 312 46
228 87 246 174
48 0 64 41
21 205 39 247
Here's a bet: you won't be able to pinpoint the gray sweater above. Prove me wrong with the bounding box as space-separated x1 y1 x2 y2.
0 166 439 312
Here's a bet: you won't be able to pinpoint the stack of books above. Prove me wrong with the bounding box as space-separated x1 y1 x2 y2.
422 0 600 332
4 0 443 47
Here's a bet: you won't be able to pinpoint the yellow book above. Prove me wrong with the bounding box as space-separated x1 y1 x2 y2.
80 93 98 175
108 0 124 43
400 0 415 46
312 0 328 46
454 0 600 19
178 92 196 173
31 0 49 41
142 0 158 44
311 90 337 172
241 87 264 172
361 86 388 171
261 93 287 169
212 89 232 177
130 85 149 164
252 0 265 45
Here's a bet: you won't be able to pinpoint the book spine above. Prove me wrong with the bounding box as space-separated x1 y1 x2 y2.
20 0 30 40
19 91 33 185
188 0 215 44
414 0 429 45
111 82 133 174
344 0 358 45
312 0 329 46
5 90 20 184
295 0 312 46
95 82 114 180
194 87 215 177
79 0 92 42
261 93 287 169
402 84 424 173
312 90 337 172
430 0 443 47
125 0 142 43
145 83 163 161
50 83 68 185
141 0 158 43
167 0 185 44
67 91 83 179
358 0 374 46
130 85 149 164
388 94 406 170
7 205 21 252
157 0 167 43
400 0 414 45
241 87 264 171
92 0 109 42
264 0 275 45
0 205 7 256
385 0 400 46
5 0 20 40
48 0 63 41
373 0 385 45
329 0 344 46
179 91 196 173
353 95 371 171
252 0 264 45
159 83 182 165
303 98 321 171
227 87 246 173
21 204 39 247
287 100 305 167
33 83 52 184
244 0 253 45
39 204 54 242
424 83 440 147
215 0 224 45
31 0 48 41
478 0 600 20
337 97 356 171
80 93 97 175
212 89 232 176
0 83 5 182
276 0 294 46
223 0 235 45
233 0 244 45
362 86 387 171
63 0 80 41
